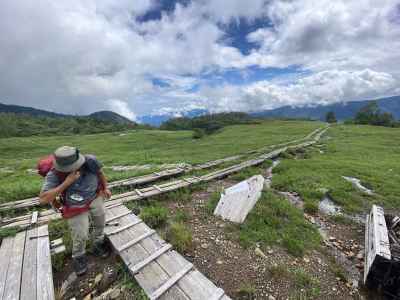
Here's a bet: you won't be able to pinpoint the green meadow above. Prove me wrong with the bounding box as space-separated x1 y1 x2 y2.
0 120 321 203
272 124 400 212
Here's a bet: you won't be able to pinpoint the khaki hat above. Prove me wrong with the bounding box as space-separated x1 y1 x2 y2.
53 146 85 173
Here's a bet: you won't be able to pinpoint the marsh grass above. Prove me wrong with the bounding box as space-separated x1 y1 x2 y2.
272 124 400 212
140 205 168 228
166 222 193 253
0 120 321 204
238 191 321 257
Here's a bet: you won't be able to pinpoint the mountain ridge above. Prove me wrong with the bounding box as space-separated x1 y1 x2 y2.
0 103 134 124
250 95 400 121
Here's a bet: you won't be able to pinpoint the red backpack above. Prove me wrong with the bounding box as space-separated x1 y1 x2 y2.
37 155 102 219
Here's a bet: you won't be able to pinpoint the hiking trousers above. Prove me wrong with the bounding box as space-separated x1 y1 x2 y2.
67 195 105 258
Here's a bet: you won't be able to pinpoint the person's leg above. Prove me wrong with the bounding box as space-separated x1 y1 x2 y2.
89 195 105 244
67 212 89 275
89 195 110 257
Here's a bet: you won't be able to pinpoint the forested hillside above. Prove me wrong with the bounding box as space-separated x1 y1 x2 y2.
0 113 138 138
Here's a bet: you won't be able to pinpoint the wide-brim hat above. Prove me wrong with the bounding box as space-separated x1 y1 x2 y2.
53 146 85 173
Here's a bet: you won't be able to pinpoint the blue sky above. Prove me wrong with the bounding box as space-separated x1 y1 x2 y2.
0 0 399 120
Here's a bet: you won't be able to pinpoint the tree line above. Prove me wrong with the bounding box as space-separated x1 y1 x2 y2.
160 112 258 138
0 113 140 138
325 101 399 127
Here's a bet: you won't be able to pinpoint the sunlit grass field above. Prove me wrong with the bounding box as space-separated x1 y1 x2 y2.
272 124 400 212
0 120 321 203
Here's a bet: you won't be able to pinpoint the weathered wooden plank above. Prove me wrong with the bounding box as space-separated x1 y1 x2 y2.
153 185 163 192
0 237 14 299
214 175 264 223
3 230 26 300
50 238 63 249
36 225 55 300
31 211 38 225
21 227 38 300
209 288 225 300
129 244 172 275
105 206 188 299
149 263 193 300
105 211 132 223
117 230 156 253
106 219 143 236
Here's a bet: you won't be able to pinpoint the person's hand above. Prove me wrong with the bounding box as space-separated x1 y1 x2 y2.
102 188 112 199
64 170 81 186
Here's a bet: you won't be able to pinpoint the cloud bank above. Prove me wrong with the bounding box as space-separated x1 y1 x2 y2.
0 0 399 118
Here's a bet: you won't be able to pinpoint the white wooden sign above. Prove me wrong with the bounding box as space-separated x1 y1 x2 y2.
214 175 264 223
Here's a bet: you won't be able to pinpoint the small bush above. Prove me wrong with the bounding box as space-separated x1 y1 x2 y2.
237 283 256 299
192 128 205 139
166 222 192 252
0 226 20 241
174 209 189 223
140 205 168 228
304 200 319 215
205 191 221 214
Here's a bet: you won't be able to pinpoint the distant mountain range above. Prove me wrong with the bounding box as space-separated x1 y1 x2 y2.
2 95 399 127
251 95 400 121
137 108 208 126
0 103 134 124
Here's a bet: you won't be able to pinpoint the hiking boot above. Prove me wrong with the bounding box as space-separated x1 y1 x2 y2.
92 240 110 258
73 255 87 276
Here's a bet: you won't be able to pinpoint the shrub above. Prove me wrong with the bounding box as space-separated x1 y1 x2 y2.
205 191 221 214
192 128 205 139
140 205 168 228
174 209 189 223
237 283 256 299
166 222 192 252
304 200 319 215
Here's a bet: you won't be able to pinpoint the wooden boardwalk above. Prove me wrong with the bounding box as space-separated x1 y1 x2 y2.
0 155 242 213
0 225 55 300
105 204 231 300
1 126 328 230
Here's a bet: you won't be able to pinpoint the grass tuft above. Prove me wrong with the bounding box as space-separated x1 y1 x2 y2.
166 222 192 253
238 190 321 257
237 282 256 299
173 209 189 223
304 200 319 215
205 191 221 215
140 205 168 228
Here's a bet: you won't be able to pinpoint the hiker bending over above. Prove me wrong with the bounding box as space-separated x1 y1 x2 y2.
39 146 112 275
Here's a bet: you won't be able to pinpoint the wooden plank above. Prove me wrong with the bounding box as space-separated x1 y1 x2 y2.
105 207 188 299
149 263 193 300
51 245 66 255
209 288 225 300
106 219 143 236
129 244 172 275
117 230 156 253
153 185 163 192
135 189 144 197
50 238 63 249
105 210 131 223
3 230 26 300
31 211 38 225
0 237 14 299
21 227 38 300
36 225 55 300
